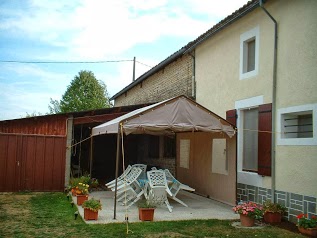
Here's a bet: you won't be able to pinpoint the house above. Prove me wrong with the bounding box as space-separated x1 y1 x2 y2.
110 0 317 222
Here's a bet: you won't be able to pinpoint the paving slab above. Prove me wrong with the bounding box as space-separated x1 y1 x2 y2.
73 190 240 224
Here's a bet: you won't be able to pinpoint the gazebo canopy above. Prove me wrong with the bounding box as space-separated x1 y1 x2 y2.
92 95 235 138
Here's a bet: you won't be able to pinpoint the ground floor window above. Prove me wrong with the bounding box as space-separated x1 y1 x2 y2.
242 108 258 172
277 103 317 145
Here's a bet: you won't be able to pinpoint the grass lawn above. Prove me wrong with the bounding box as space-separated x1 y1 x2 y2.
0 192 304 238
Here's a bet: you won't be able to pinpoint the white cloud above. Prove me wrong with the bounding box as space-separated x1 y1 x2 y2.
0 64 72 119
182 0 249 18
1 0 248 60
0 0 250 120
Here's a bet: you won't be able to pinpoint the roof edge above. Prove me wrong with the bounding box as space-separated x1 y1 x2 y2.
183 0 259 54
110 48 186 100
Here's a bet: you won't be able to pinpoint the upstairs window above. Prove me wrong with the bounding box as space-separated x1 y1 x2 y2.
240 27 259 80
246 39 255 72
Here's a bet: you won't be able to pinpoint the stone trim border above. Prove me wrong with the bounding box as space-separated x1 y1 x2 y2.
237 183 317 223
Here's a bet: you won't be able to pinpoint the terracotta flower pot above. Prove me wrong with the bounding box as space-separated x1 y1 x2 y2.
264 212 282 224
298 226 317 237
77 194 88 205
71 188 77 196
240 214 255 227
84 208 98 220
139 208 155 221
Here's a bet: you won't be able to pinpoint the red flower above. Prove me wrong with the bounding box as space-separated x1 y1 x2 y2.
296 214 304 219
312 215 316 219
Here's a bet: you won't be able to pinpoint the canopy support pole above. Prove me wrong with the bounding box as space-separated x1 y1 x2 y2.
113 125 122 220
89 136 93 176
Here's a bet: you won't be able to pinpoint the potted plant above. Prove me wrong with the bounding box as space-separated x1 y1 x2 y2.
76 182 89 205
233 201 263 227
69 177 81 196
137 199 157 221
296 213 317 237
82 198 102 220
262 200 286 224
69 175 91 195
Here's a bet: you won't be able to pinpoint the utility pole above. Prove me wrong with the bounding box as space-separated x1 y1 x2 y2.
132 56 136 82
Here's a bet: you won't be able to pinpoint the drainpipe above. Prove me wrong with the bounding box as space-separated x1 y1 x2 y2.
259 0 277 203
188 52 196 99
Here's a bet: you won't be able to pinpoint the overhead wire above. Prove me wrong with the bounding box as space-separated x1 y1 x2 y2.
0 59 131 64
0 59 153 67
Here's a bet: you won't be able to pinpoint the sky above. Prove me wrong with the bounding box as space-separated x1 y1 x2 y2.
0 0 249 120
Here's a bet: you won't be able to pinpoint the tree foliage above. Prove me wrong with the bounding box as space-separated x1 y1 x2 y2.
49 70 111 113
24 111 43 118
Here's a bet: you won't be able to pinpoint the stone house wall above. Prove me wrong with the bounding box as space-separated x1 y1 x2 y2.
114 54 194 106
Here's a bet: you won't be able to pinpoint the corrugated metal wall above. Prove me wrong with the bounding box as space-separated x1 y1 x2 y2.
0 134 66 192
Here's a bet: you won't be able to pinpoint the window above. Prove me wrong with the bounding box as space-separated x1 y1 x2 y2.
246 39 255 72
212 139 228 175
277 104 317 145
230 96 272 178
240 26 259 80
242 108 258 172
282 112 312 139
147 135 176 159
180 139 190 169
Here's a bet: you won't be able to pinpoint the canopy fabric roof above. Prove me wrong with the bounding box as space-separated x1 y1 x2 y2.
92 96 235 138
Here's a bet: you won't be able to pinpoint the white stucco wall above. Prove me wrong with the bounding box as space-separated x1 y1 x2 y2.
195 0 317 197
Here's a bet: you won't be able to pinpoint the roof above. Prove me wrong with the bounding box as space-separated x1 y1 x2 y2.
0 103 151 123
92 95 236 138
110 0 259 100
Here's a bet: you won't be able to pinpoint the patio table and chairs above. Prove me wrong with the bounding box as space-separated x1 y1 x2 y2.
107 163 195 213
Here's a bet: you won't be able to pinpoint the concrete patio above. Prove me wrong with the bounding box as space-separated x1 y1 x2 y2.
73 190 240 224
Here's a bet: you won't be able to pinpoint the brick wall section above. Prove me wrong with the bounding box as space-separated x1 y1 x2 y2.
114 54 193 106
237 183 317 224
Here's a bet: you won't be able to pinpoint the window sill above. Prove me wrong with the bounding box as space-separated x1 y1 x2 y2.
239 69 258 80
242 169 258 173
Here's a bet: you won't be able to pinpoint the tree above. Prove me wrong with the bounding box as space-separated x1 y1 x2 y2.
49 70 111 113
48 98 61 114
23 111 43 118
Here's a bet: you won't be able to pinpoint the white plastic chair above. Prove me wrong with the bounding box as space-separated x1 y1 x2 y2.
131 164 147 180
106 165 132 189
164 169 195 207
146 170 173 212
115 167 145 207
